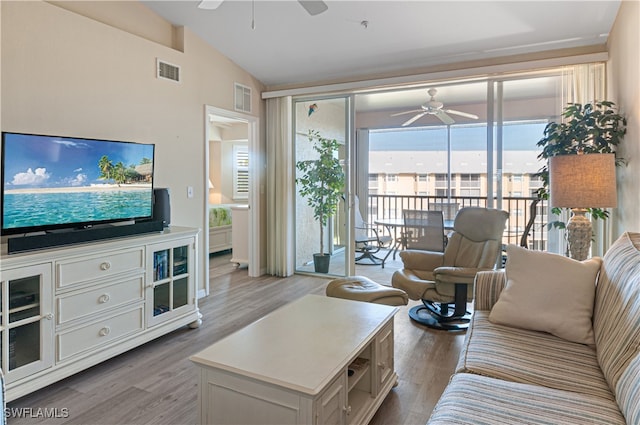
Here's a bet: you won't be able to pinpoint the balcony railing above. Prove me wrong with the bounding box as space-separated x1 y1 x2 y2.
364 194 548 250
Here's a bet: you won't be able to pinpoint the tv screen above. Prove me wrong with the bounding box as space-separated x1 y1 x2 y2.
1 132 155 236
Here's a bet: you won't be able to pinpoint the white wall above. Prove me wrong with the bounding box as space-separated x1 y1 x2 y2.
607 0 640 235
1 1 265 293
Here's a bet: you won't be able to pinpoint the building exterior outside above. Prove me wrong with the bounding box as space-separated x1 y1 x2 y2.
366 122 550 250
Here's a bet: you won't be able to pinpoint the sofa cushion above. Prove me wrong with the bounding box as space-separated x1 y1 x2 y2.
457 311 612 399
594 232 640 398
489 244 601 345
427 373 626 425
616 352 640 425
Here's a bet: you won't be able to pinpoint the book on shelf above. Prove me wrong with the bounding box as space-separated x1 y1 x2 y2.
154 250 169 280
348 357 369 375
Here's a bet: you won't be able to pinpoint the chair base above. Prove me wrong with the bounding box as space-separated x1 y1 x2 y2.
408 305 470 331
355 251 384 265
408 283 471 331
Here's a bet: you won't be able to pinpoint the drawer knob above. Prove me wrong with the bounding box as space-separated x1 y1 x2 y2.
100 261 112 271
98 294 111 304
378 362 386 369
99 326 111 337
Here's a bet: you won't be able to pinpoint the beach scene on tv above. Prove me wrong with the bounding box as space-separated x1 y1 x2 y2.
2 133 155 231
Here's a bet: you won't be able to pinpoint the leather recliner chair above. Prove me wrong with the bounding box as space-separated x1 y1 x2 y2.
392 207 509 330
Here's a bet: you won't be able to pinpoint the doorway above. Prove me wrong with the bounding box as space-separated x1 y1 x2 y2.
204 105 260 293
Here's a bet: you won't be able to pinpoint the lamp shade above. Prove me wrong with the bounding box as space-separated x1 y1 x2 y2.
549 153 617 209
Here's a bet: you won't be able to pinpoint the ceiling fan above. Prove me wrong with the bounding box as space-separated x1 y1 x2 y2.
197 0 328 16
391 88 479 126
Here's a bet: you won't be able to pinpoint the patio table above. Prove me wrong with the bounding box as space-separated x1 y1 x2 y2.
374 218 453 267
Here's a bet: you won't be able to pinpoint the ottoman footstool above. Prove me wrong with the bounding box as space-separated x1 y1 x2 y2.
326 276 409 306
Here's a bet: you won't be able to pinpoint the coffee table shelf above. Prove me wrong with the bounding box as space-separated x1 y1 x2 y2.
348 357 370 392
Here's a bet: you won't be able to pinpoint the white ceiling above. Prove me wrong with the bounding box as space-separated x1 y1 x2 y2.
143 0 620 89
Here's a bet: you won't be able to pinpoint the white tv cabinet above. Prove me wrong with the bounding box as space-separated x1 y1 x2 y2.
0 226 202 401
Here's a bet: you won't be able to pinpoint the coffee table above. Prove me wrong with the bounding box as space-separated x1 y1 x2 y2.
190 294 398 425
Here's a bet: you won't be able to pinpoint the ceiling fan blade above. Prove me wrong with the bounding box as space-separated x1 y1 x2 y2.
390 109 423 117
402 113 427 127
435 111 456 125
444 109 479 120
197 0 224 10
298 0 328 16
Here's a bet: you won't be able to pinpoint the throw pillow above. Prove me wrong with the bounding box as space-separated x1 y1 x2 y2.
488 244 601 345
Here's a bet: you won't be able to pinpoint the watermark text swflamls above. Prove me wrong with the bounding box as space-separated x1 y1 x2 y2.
4 407 69 419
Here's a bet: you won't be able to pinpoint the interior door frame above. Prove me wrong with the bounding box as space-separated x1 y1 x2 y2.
204 105 261 294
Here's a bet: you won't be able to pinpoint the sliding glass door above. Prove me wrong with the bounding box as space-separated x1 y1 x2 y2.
293 96 352 276
493 74 563 252
361 73 565 253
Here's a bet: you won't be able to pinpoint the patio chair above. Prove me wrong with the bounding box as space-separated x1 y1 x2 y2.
354 197 392 266
401 209 447 252
428 202 459 221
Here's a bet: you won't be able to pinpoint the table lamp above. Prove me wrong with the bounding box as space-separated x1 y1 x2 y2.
549 153 617 261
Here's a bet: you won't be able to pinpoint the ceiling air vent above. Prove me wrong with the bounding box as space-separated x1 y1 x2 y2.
234 83 251 113
157 59 181 83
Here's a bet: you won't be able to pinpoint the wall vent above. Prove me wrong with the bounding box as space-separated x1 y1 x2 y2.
234 83 252 113
157 59 181 83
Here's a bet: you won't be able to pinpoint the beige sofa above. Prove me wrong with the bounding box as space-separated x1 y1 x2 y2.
428 232 640 424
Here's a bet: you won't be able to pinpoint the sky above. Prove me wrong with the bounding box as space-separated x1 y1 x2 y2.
3 133 154 188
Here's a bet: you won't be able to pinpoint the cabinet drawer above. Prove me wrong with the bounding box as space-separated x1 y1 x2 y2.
57 306 144 362
57 248 144 288
57 276 144 325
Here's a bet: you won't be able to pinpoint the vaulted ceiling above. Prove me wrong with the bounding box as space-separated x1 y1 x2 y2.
143 1 620 89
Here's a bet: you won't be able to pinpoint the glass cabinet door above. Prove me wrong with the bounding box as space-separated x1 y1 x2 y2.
152 249 171 316
147 239 194 327
172 246 189 310
1 264 53 382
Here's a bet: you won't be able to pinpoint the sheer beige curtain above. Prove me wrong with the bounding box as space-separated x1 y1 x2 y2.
561 63 612 257
562 63 606 104
266 96 295 276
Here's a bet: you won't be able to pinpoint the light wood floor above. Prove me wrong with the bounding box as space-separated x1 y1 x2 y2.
7 252 465 425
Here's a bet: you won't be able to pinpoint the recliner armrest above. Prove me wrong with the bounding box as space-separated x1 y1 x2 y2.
399 249 444 271
433 266 490 284
474 270 506 311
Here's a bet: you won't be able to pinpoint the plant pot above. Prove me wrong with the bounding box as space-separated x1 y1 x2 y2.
313 253 331 273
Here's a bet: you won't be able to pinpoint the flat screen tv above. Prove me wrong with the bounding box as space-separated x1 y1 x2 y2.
1 132 155 236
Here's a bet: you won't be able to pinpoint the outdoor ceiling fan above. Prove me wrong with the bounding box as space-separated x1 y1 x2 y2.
197 0 328 16
391 88 479 126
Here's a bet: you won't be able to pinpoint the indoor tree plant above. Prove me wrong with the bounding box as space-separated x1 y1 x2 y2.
534 100 627 228
296 130 345 273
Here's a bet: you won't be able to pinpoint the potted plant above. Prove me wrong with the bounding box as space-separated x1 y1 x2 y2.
296 130 345 273
535 100 626 228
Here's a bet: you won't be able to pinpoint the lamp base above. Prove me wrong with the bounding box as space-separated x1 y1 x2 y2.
567 208 591 261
